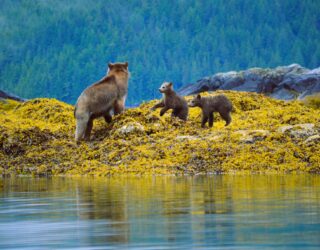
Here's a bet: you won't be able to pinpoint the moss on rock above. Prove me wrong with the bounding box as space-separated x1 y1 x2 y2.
0 91 319 176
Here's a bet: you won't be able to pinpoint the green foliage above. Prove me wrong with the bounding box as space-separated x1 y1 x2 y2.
0 0 319 105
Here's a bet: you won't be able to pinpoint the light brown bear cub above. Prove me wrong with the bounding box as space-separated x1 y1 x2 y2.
189 94 232 128
151 82 188 121
74 62 129 142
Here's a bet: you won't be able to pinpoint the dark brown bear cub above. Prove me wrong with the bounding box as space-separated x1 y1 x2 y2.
151 82 188 121
189 94 232 128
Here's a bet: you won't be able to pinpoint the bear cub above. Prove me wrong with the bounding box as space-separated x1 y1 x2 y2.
151 82 188 121
189 94 233 128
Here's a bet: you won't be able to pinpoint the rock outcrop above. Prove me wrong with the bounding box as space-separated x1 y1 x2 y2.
178 64 320 100
0 90 26 102
0 91 319 176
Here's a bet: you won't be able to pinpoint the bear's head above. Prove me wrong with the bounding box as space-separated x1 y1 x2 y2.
107 62 129 76
159 82 173 94
188 94 202 107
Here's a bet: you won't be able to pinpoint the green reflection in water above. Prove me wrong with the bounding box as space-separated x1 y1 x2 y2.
0 175 320 249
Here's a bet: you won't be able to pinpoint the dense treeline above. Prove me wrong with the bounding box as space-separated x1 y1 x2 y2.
0 0 319 105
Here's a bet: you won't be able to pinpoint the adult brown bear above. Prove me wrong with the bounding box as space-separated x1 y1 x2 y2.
74 62 129 141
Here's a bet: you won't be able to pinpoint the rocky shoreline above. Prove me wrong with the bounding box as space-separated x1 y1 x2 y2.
0 90 319 176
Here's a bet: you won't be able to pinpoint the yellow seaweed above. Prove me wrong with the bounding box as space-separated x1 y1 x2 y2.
0 91 319 176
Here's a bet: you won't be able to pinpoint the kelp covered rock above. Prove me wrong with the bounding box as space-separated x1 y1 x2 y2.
0 91 319 176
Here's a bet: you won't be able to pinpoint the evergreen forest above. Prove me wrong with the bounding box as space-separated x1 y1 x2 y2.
0 0 319 105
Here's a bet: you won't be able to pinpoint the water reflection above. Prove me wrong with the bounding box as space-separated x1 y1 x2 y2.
0 175 319 249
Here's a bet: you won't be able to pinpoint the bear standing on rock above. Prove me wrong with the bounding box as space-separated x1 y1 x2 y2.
151 82 188 121
188 94 233 128
74 62 129 142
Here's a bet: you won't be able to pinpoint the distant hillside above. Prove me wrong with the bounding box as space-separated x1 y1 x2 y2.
0 0 319 105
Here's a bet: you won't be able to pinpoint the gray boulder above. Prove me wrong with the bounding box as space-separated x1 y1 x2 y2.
0 90 26 102
178 64 320 100
277 123 317 139
116 122 145 136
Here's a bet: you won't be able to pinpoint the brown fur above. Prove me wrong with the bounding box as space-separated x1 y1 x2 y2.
189 94 233 128
151 82 188 121
74 62 129 141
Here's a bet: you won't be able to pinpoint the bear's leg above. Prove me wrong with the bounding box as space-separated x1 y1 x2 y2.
84 118 93 141
201 114 208 128
181 107 189 121
160 106 169 116
220 111 232 126
151 101 164 111
208 113 214 127
171 108 179 118
114 97 126 115
173 108 188 121
75 114 90 142
104 113 112 123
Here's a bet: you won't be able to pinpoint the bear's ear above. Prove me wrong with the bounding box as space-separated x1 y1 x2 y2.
197 94 201 99
108 63 114 69
124 62 128 67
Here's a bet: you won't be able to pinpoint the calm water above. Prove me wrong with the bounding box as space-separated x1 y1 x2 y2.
0 175 319 249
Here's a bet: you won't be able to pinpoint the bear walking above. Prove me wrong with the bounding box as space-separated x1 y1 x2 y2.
151 82 188 121
74 62 129 142
189 94 232 128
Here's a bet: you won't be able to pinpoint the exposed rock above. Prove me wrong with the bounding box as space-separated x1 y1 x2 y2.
304 135 320 145
116 122 145 135
270 88 297 100
278 123 317 138
176 135 200 141
178 64 320 100
0 90 26 102
235 130 270 143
